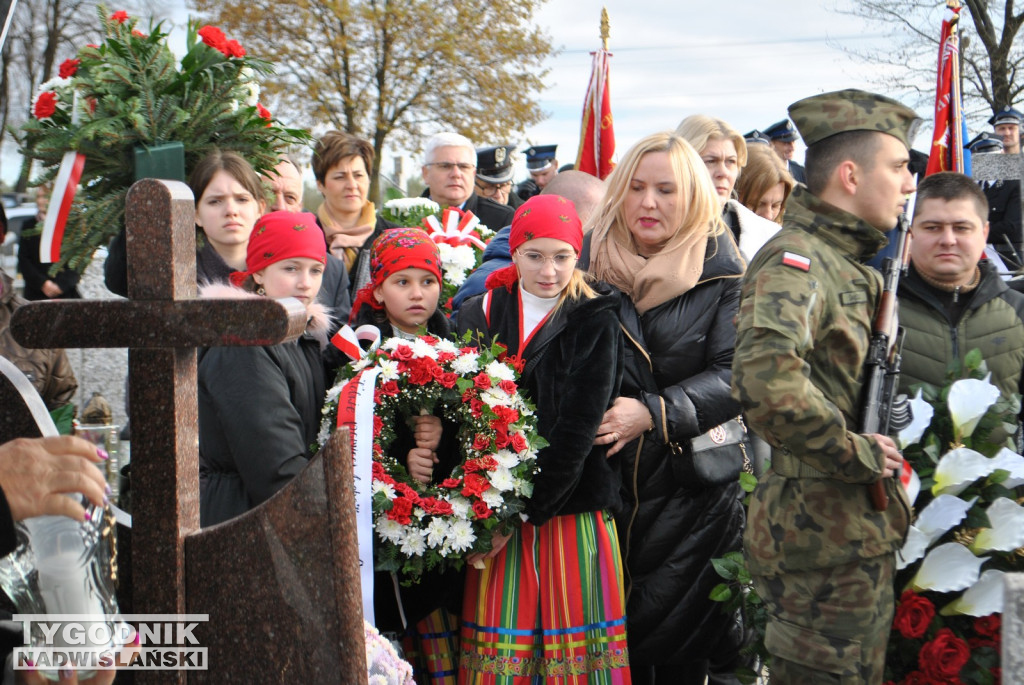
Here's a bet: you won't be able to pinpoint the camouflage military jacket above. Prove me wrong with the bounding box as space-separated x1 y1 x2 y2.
733 186 910 576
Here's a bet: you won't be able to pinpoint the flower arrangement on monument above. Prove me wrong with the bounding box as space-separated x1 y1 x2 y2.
883 350 1024 684
381 198 493 311
319 333 544 580
18 5 308 273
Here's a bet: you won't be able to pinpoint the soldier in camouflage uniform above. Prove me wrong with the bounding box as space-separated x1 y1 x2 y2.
732 89 918 684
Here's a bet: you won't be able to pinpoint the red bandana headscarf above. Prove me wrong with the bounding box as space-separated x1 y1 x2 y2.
485 194 583 291
350 227 443 319
229 211 327 288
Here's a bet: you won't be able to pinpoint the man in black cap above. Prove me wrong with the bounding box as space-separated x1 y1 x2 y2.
475 145 522 209
515 144 558 200
989 106 1023 154
763 119 806 184
970 131 1023 265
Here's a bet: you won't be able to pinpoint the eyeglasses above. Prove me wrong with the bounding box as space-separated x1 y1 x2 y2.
475 180 512 195
425 162 476 173
515 249 577 271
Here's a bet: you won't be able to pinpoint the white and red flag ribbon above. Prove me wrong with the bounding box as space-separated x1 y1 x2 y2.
421 207 487 249
39 151 85 264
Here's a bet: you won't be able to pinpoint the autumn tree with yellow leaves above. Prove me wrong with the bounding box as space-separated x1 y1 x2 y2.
190 0 553 198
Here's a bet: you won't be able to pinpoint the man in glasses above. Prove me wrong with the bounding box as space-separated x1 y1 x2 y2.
475 144 522 209
421 132 514 235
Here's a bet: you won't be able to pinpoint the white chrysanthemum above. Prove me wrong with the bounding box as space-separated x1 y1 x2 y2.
399 529 427 557
349 356 372 373
435 339 458 355
38 76 71 93
449 496 471 518
447 519 476 552
325 383 344 404
380 337 406 351
485 360 516 381
449 245 477 271
411 337 439 359
480 388 511 408
376 518 406 545
228 99 239 112
493 449 520 468
444 268 468 287
372 481 396 500
317 421 331 448
378 359 400 380
481 487 504 508
452 353 480 375
425 518 448 548
488 468 515 492
384 197 441 215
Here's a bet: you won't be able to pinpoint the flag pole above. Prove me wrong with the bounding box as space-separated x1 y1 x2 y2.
600 6 609 51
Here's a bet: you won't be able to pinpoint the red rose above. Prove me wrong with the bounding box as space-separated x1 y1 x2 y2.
109 10 129 23
373 415 383 437
394 482 418 500
919 628 970 681
901 673 931 685
391 345 414 361
438 351 456 364
969 636 997 650
472 433 491 451
498 379 517 395
256 103 272 126
473 373 492 390
386 497 413 525
470 399 484 418
420 336 438 345
224 39 246 58
472 500 492 519
33 91 57 120
509 432 528 453
461 473 489 497
974 614 1000 639
58 58 80 78
441 477 461 489
894 590 935 639
197 25 227 52
378 380 400 397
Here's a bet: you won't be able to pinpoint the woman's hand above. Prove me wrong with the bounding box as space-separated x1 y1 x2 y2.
0 437 108 522
465 529 513 568
594 397 653 456
413 415 442 452
406 447 439 484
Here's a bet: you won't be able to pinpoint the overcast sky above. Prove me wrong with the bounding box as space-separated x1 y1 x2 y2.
2 0 946 187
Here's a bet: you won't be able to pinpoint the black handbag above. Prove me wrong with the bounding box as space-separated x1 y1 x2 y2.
669 416 754 487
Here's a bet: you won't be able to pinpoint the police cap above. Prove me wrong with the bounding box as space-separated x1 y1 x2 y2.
988 106 1023 127
476 145 516 184
762 120 799 142
744 130 772 147
967 132 1004 154
525 144 557 172
788 89 922 149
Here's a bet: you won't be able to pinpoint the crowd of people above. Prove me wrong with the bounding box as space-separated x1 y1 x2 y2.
6 83 1024 684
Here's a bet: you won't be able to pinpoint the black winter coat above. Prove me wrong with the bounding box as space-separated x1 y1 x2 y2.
456 284 624 526
586 231 747 666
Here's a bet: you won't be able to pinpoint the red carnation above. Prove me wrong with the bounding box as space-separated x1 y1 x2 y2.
372 461 387 480
919 628 970 682
893 590 935 639
493 406 520 424
509 432 528 454
197 25 227 52
394 482 418 500
472 500 492 520
494 425 510 448
256 103 272 126
438 351 456 364
109 10 129 23
461 472 490 497
387 497 413 525
472 433 491 451
498 379 517 395
470 398 484 418
974 614 1000 639
224 39 246 58
420 336 438 345
441 477 461 489
420 497 453 516
378 380 400 397
373 415 383 437
33 91 58 120
473 373 492 390
58 58 80 78
462 388 477 403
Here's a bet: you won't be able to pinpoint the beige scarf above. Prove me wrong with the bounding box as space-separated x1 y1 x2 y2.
317 201 377 270
590 221 709 314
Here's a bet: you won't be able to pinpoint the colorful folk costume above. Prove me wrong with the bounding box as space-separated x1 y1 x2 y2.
456 195 631 684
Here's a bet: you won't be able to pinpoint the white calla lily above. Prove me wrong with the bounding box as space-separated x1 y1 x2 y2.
947 374 999 439
932 447 996 496
971 498 1024 554
898 388 934 449
896 526 930 570
911 542 984 593
988 447 1024 489
941 569 1005 617
896 495 974 570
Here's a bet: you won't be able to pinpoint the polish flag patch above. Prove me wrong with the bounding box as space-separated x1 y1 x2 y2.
781 251 811 271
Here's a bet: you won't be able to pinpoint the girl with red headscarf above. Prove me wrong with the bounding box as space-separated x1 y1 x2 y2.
198 211 331 527
455 195 631 683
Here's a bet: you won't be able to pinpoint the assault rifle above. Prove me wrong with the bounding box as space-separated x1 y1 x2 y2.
861 198 914 512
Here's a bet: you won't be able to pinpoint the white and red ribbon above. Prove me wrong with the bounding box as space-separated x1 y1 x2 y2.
40 151 85 264
331 324 382 362
421 207 487 250
901 462 921 506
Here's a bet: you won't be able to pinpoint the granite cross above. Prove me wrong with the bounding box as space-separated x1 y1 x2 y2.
9 179 313 683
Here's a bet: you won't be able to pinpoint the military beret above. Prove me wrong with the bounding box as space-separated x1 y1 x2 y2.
967 132 1004 154
763 120 799 142
988 106 1023 127
788 89 922 149
525 144 557 172
743 130 772 147
476 145 516 184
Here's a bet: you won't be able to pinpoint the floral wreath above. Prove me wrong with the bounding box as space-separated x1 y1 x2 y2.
319 334 544 579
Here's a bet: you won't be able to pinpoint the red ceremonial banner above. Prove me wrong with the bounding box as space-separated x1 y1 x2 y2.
576 49 616 180
926 5 965 175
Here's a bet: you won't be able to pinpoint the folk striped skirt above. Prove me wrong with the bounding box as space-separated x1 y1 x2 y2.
458 510 631 684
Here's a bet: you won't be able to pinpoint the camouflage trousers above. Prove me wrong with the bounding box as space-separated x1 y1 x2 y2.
751 555 894 684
